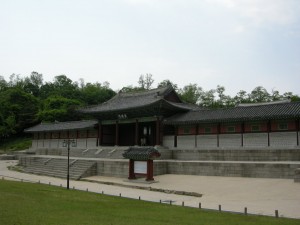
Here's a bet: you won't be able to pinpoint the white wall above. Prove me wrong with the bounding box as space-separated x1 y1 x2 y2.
77 139 87 148
219 134 242 148
270 132 297 147
49 139 59 148
197 135 218 148
243 133 268 148
177 135 196 149
162 135 174 148
87 138 97 148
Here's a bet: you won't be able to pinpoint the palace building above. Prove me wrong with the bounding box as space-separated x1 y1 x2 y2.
22 86 300 181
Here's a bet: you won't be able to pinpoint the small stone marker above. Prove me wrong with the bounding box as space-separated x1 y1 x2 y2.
275 210 279 218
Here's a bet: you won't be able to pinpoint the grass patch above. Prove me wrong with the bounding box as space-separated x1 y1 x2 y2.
0 136 32 153
0 180 299 225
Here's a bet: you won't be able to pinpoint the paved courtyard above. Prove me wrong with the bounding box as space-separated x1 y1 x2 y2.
1 160 299 219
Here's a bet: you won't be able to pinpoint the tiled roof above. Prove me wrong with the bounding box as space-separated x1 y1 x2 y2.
79 85 189 114
164 101 300 125
24 120 98 133
123 146 161 160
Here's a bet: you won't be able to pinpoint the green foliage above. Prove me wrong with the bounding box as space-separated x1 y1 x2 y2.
0 136 32 152
157 79 179 91
120 85 145 93
0 88 38 137
40 75 81 99
1 180 299 225
38 96 82 122
23 71 43 97
80 82 115 105
179 83 203 104
0 76 7 91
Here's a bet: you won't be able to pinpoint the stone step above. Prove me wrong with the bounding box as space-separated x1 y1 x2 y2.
22 158 97 180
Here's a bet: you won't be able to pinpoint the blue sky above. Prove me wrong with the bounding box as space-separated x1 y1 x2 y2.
1 0 299 96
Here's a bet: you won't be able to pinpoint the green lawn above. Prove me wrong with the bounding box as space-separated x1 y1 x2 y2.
0 180 299 225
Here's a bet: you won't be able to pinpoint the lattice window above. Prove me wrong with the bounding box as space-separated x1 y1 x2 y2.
183 127 191 134
278 123 288 131
251 125 260 132
227 126 235 133
204 127 212 134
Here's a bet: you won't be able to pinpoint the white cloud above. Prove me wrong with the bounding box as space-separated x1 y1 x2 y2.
233 24 246 33
207 0 300 26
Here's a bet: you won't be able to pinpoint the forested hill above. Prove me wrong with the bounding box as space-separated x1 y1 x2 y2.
0 72 299 139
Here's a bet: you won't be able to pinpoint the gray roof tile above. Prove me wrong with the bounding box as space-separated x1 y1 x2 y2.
164 101 300 125
123 146 161 160
79 86 190 114
24 120 98 132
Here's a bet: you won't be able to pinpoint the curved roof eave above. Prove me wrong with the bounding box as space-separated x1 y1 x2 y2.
24 120 98 133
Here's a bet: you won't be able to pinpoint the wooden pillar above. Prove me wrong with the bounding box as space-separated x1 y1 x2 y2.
86 130 88 148
195 124 199 148
97 122 102 146
217 123 221 147
135 119 139 146
42 132 45 147
115 121 119 146
128 159 136 179
267 120 271 147
156 117 160 146
174 126 178 148
241 122 245 147
146 160 154 181
296 120 299 146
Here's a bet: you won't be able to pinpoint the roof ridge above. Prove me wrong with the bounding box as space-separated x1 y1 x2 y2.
118 85 173 97
237 99 291 107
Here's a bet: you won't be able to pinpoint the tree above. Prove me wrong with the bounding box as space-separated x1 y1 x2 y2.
38 96 82 122
40 75 80 99
23 72 44 97
270 89 281 101
250 86 270 102
214 85 234 107
120 85 145 93
233 90 250 105
0 76 7 92
199 89 216 107
283 92 300 102
8 74 24 88
138 74 154 90
80 82 115 105
157 79 178 91
179 84 203 104
0 88 39 137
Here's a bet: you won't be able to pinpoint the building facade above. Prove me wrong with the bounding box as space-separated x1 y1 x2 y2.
25 86 300 150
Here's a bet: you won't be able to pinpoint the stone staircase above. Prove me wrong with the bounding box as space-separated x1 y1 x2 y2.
22 157 97 180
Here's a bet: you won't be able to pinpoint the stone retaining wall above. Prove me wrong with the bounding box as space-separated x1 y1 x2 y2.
171 149 300 161
166 161 299 179
294 168 300 182
18 156 300 179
